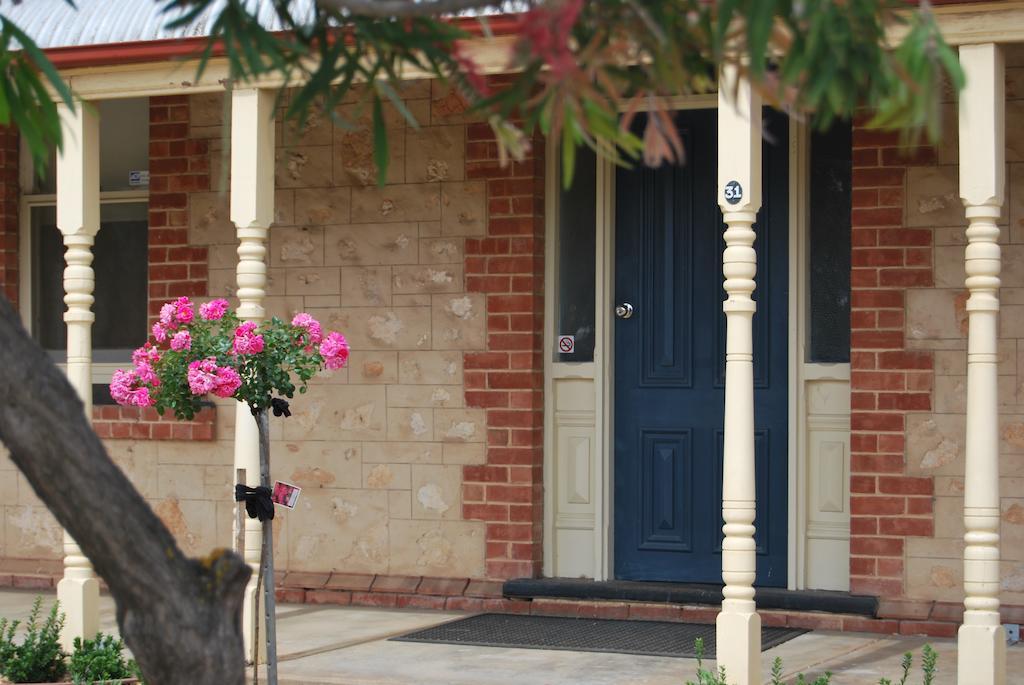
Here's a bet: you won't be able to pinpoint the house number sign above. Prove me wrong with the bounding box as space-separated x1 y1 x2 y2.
724 180 743 205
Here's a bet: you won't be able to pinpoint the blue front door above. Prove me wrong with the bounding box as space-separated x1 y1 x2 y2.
613 108 789 586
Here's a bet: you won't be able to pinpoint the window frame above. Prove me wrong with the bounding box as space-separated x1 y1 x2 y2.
19 188 150 384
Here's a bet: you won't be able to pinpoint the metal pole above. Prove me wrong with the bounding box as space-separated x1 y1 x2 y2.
256 409 278 685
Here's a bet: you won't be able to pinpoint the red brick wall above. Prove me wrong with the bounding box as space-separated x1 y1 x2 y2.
849 121 937 597
462 114 545 579
91 97 213 436
93 405 216 441
0 125 18 309
147 95 209 322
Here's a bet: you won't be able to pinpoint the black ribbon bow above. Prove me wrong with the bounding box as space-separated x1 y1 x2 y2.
271 397 291 417
234 484 275 521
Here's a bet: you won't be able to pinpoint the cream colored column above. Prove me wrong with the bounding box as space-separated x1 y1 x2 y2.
958 42 1007 685
715 64 762 685
230 87 276 664
55 101 101 651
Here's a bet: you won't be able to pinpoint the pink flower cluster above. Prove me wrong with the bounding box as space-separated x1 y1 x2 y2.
232 321 265 355
187 357 242 398
111 343 165 407
131 343 161 367
200 298 229 321
292 313 323 350
320 331 350 370
111 298 350 411
170 330 191 352
110 369 154 407
153 296 196 342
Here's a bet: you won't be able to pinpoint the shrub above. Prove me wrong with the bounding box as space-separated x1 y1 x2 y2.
0 597 68 683
69 632 139 684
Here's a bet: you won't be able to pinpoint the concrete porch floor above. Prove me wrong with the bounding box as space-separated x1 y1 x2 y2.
1 589 1021 684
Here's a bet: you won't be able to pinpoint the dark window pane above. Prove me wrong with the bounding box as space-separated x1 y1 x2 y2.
808 121 852 363
556 147 596 362
32 202 149 356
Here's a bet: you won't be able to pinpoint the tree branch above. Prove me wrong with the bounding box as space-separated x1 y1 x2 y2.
0 295 250 685
315 0 516 18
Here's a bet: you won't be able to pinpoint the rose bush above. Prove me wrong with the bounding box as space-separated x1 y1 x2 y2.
110 297 348 418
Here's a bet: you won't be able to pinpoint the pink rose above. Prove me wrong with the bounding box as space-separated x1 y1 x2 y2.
132 343 160 366
200 298 230 321
110 369 155 407
213 366 242 398
319 331 350 370
187 357 220 395
152 322 168 343
129 386 154 407
170 330 192 352
232 321 265 355
110 369 135 405
291 313 324 346
174 297 194 324
159 302 176 326
135 361 160 386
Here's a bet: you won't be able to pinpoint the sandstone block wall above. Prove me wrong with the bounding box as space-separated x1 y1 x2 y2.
1 80 546 584
850 47 1024 606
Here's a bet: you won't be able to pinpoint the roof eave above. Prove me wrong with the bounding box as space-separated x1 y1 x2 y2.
43 13 524 71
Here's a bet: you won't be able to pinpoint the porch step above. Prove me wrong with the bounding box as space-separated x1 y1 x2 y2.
503 578 878 618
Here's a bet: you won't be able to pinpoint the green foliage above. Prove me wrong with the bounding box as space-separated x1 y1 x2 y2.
878 645 938 685
0 596 68 684
69 632 138 684
142 307 334 419
689 639 939 685
0 0 966 186
920 644 937 685
0 1 75 174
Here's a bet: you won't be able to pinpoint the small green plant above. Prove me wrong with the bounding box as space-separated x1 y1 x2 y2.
682 637 724 685
0 596 68 683
920 645 937 685
878 645 938 685
689 639 937 685
69 632 139 684
764 654 832 685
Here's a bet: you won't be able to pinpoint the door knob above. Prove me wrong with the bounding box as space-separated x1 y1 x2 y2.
615 302 634 319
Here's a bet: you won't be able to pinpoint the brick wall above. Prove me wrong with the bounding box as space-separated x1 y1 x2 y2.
850 53 1024 608
849 121 937 597
147 95 209 321
91 96 215 441
462 115 545 579
92 405 216 441
0 125 18 308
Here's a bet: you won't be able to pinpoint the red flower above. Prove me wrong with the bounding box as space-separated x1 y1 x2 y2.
453 43 491 97
514 0 583 78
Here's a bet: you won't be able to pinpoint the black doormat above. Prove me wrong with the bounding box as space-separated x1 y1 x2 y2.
392 613 806 659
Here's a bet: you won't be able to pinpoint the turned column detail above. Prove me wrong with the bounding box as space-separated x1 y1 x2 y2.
55 101 101 650
957 42 1007 685
230 86 276 664
715 64 762 685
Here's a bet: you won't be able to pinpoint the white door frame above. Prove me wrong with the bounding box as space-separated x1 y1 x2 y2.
543 95 826 588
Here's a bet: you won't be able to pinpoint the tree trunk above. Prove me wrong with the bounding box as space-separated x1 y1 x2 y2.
0 295 251 685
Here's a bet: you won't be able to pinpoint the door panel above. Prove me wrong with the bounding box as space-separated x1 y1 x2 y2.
613 108 789 586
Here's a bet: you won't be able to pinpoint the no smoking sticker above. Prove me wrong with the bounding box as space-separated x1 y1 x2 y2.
558 335 575 354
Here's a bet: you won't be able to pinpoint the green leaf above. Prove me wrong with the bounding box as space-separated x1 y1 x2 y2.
376 79 421 129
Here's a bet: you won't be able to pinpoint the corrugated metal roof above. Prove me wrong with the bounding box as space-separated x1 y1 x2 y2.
0 0 308 50
1 0 522 51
